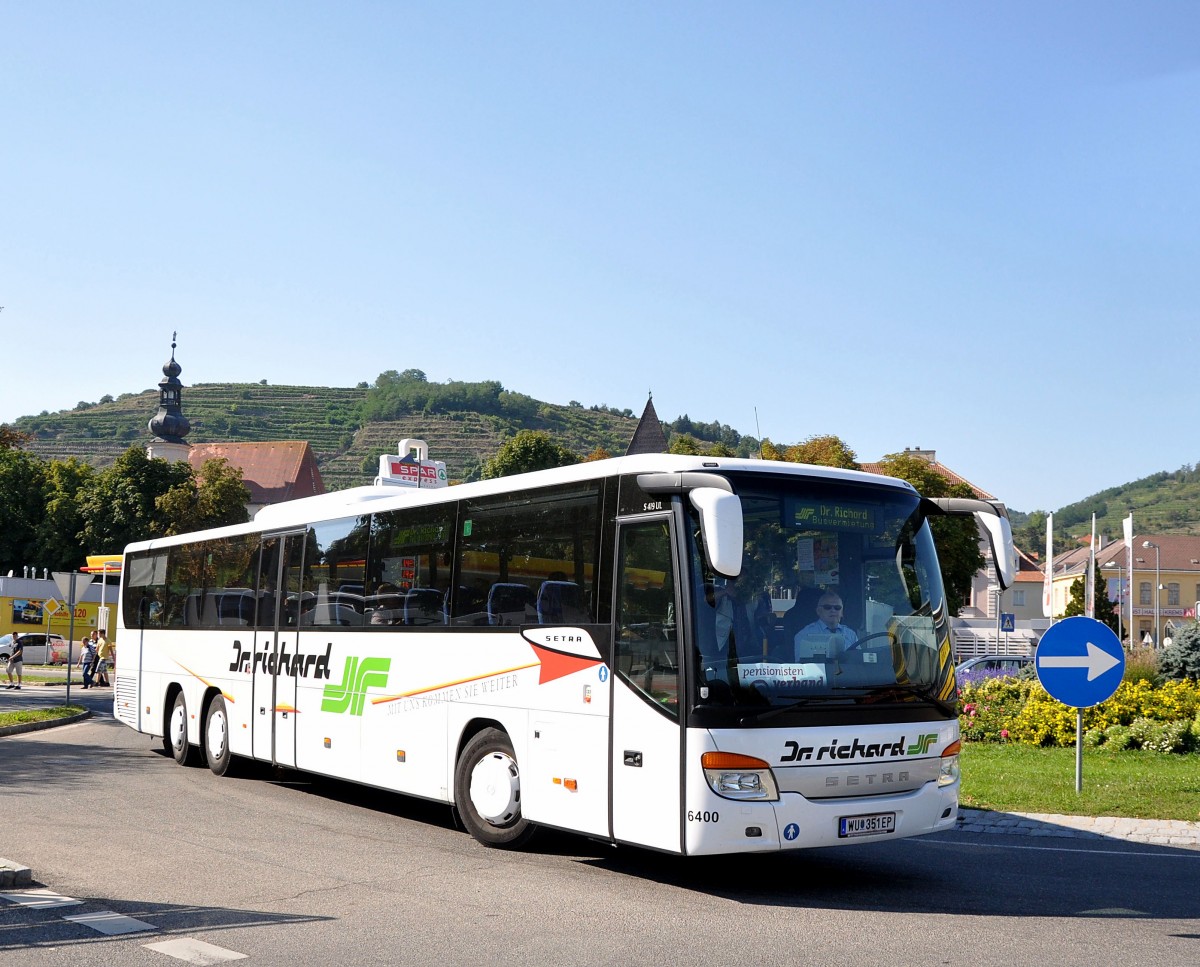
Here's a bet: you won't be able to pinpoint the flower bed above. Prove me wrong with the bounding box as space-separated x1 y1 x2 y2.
958 676 1200 753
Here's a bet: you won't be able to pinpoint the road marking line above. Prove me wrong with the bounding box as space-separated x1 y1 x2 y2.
145 938 249 964
62 909 157 935
0 888 82 909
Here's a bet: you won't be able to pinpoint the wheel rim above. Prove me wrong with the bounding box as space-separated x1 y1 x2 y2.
170 703 186 752
468 751 520 826
207 706 227 762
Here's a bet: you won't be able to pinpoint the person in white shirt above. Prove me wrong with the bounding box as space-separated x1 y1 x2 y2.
794 592 857 660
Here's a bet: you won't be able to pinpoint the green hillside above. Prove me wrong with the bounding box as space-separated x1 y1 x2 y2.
11 374 1200 541
1050 466 1200 540
10 378 652 492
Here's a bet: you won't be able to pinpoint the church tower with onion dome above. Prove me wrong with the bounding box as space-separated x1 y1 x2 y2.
146 332 192 463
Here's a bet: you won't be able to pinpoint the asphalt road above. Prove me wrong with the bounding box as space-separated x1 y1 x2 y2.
1 701 1198 967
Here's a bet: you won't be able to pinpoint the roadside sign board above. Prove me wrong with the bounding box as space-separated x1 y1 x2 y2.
999 613 1015 633
1035 616 1125 708
43 598 61 616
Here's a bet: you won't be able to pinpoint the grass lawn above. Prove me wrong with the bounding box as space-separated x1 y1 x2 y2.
960 742 1200 822
0 704 87 729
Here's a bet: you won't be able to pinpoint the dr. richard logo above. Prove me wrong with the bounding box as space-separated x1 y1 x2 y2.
322 656 391 716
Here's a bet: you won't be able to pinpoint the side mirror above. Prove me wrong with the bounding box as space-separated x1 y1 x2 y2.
927 497 1016 590
689 488 743 578
978 513 1016 590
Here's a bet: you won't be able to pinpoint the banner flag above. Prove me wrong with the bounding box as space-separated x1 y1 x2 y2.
1042 513 1054 618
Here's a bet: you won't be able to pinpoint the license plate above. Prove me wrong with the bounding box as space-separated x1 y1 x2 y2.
838 812 896 838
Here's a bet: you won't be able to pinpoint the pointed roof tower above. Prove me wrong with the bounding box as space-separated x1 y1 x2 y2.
625 393 669 455
147 332 192 463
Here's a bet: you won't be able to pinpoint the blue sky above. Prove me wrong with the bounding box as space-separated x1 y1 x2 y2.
4 3 1198 514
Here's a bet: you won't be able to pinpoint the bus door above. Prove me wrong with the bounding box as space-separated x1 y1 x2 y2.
252 530 306 769
610 516 685 852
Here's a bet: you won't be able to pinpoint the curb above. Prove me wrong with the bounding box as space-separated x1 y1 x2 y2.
958 806 1200 848
0 858 32 888
0 709 92 739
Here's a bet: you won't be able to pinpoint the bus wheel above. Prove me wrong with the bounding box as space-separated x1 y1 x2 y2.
204 695 235 777
453 728 536 849
166 691 195 766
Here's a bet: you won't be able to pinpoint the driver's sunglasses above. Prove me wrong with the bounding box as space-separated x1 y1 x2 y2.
820 604 843 611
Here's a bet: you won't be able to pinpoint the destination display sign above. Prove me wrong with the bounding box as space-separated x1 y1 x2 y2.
790 500 876 532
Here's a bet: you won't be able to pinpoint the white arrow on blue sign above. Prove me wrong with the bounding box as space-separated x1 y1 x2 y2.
1035 616 1125 708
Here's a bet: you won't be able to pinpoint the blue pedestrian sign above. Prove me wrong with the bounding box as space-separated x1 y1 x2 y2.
999 613 1015 634
1035 617 1125 708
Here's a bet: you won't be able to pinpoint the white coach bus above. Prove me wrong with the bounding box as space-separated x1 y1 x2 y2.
114 444 1014 855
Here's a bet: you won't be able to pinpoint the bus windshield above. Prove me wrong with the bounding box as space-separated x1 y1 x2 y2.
688 474 955 718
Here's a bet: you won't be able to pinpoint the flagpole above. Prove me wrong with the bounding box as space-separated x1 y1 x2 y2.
1086 514 1096 619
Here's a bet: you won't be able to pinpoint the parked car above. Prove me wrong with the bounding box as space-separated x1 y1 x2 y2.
0 632 70 665
955 654 1033 679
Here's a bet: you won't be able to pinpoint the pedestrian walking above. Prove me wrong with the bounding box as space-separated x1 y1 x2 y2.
94 630 112 687
5 634 24 689
80 635 97 689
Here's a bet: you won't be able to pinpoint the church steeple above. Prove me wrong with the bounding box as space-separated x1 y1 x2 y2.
147 333 192 463
625 392 669 455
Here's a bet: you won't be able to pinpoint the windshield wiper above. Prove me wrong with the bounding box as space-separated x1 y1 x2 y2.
737 692 847 725
851 682 957 717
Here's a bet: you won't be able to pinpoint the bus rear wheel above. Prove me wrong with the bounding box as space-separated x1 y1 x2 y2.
204 695 235 777
454 728 536 849
165 691 196 766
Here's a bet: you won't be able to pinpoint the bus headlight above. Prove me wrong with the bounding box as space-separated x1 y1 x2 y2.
701 752 779 801
938 740 961 787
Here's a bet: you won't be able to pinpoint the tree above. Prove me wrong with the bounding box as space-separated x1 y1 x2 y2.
0 425 32 451
782 434 859 469
34 458 97 571
76 447 194 552
1062 561 1120 634
480 431 579 479
1159 622 1200 681
875 451 986 617
667 434 735 458
155 458 251 536
0 447 49 572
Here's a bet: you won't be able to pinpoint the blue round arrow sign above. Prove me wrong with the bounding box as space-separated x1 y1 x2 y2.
1035 616 1125 708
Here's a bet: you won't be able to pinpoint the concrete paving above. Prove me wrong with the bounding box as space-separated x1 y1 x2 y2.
957 807 1200 848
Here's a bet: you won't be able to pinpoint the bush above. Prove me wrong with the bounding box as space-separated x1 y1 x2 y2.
958 675 1200 752
1159 623 1200 681
1124 646 1161 684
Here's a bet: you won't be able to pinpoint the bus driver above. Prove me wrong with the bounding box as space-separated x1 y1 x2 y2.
794 591 857 661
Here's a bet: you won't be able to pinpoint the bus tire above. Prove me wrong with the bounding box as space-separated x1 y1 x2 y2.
166 691 196 766
204 695 235 777
453 728 536 849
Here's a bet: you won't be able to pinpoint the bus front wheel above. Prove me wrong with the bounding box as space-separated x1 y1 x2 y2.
166 691 195 766
453 728 536 849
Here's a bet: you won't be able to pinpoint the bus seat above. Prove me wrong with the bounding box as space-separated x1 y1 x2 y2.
404 588 445 626
536 580 588 624
487 583 536 626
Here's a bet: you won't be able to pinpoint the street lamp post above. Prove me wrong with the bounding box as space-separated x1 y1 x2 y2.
1143 540 1160 647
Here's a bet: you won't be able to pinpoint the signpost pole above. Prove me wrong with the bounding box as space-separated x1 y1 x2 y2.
53 570 95 706
1035 616 1125 796
1075 710 1083 793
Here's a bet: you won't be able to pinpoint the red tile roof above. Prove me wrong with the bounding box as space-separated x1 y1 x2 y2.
187 441 325 505
858 457 995 500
